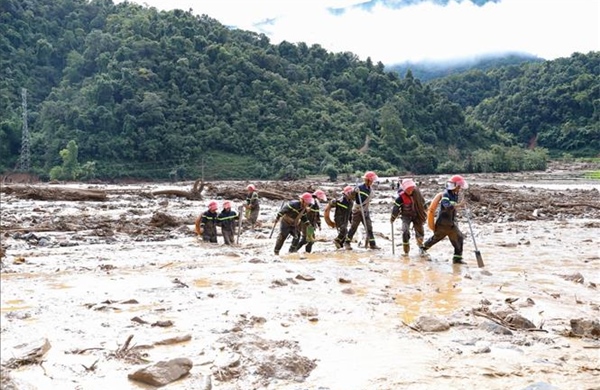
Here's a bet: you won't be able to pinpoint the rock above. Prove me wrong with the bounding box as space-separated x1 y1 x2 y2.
479 321 513 335
569 318 600 338
295 274 315 281
414 315 450 332
15 338 52 361
128 357 193 387
560 272 584 284
504 313 536 329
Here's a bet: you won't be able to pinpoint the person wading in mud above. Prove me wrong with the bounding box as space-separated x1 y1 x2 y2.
296 189 327 253
195 200 219 243
273 192 313 255
217 200 239 246
421 175 468 264
346 171 381 250
326 185 355 250
244 184 260 229
390 178 427 256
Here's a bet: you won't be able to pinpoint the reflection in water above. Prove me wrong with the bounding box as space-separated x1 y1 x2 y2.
1 297 33 312
393 265 462 323
193 278 235 288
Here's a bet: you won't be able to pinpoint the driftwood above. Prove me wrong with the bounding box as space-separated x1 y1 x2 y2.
1 185 107 201
152 179 204 200
552 202 600 210
208 182 319 201
472 307 548 332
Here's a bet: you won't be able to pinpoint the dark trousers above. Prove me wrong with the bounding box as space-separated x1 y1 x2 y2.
334 221 349 245
222 228 235 245
401 216 424 245
274 221 299 253
423 223 463 256
202 223 218 243
347 209 376 247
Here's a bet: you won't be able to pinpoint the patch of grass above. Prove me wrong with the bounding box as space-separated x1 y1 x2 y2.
584 171 600 180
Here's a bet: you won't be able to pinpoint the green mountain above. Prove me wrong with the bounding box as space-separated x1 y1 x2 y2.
428 52 600 157
1 0 594 181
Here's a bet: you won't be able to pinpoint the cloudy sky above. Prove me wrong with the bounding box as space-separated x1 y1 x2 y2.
121 0 599 65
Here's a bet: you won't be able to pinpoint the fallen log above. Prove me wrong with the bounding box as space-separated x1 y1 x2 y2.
1 185 107 201
151 179 204 200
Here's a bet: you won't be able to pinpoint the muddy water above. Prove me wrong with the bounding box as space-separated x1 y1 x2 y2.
1 181 599 390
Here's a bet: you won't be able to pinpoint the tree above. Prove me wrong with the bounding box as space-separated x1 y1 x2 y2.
50 140 81 181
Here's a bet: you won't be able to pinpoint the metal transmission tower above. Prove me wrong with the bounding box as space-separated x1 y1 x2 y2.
16 87 31 171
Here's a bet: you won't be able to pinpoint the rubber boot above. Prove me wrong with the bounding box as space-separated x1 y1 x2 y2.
369 242 381 250
452 255 466 264
334 239 342 249
305 242 314 253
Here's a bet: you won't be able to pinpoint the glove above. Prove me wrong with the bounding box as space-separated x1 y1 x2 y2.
390 216 396 223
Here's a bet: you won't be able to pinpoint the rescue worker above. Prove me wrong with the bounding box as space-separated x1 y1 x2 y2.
421 175 468 264
196 200 219 243
297 189 327 253
218 200 239 245
273 192 313 255
346 171 381 250
244 184 260 229
391 178 427 256
331 185 355 250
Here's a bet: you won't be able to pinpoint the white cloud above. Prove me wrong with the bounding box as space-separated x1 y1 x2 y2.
119 0 599 64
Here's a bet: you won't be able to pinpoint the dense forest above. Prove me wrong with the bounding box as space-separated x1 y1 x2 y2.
1 0 598 181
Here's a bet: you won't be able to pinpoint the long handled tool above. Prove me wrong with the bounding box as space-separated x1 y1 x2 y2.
391 221 395 255
236 206 243 245
465 206 485 268
269 201 286 239
356 191 369 248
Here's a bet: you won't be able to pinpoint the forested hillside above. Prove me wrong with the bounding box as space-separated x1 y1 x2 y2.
0 0 594 181
429 52 600 157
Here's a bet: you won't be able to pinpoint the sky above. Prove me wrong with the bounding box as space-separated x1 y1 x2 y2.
120 0 599 65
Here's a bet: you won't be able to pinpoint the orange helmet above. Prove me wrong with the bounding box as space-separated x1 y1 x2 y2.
223 200 232 209
447 175 468 189
343 185 354 196
300 192 314 205
208 200 218 211
313 189 327 202
247 184 256 191
363 171 378 182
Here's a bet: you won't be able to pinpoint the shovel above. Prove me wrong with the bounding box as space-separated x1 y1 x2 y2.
465 207 485 268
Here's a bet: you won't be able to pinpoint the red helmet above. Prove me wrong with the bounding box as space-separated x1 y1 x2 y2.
401 178 416 191
363 171 378 181
208 200 218 211
300 192 314 205
448 175 468 189
223 200 232 209
247 184 256 191
313 189 327 202
343 185 354 196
